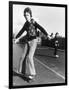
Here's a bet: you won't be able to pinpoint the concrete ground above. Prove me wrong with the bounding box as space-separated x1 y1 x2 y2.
13 43 65 87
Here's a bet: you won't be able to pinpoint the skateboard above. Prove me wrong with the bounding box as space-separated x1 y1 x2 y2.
13 70 35 83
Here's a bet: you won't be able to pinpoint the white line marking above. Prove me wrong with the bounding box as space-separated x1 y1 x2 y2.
34 57 65 80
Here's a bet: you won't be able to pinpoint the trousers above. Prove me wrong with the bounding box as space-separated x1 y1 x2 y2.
18 38 38 76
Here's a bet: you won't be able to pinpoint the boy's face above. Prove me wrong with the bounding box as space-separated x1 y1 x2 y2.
25 12 31 22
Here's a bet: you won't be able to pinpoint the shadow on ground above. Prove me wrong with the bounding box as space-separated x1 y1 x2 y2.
13 71 32 83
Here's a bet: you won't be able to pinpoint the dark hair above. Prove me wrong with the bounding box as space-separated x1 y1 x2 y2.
24 7 32 17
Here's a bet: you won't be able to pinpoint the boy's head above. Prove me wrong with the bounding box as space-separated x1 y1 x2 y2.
24 7 32 22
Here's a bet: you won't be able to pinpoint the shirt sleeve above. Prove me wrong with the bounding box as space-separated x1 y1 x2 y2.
15 22 27 39
35 21 48 36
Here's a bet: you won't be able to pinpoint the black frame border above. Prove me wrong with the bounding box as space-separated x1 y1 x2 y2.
9 1 67 89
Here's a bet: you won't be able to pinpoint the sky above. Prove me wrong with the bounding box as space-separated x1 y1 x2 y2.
13 4 65 37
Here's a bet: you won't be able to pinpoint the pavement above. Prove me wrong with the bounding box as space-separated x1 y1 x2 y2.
13 43 65 87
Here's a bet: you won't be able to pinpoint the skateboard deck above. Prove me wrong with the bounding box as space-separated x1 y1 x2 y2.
13 70 35 83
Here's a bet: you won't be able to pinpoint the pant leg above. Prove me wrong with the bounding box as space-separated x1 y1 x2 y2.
18 43 28 73
54 46 57 55
26 38 38 76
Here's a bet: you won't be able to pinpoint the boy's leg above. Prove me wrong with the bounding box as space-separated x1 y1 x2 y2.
26 38 38 76
54 46 59 57
54 46 57 55
18 43 28 73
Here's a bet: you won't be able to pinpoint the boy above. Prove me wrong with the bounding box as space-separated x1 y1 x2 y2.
54 32 59 58
14 7 50 80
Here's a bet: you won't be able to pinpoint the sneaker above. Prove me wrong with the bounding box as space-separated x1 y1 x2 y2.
27 76 35 83
55 55 59 58
28 75 36 80
28 76 34 79
16 70 21 74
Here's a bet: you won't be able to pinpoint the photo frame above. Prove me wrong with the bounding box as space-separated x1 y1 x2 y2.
9 1 67 89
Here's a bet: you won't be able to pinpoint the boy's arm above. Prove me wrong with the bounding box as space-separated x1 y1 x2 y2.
35 21 48 36
15 22 27 39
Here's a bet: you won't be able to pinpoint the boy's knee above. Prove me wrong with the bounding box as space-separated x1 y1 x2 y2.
27 55 32 60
